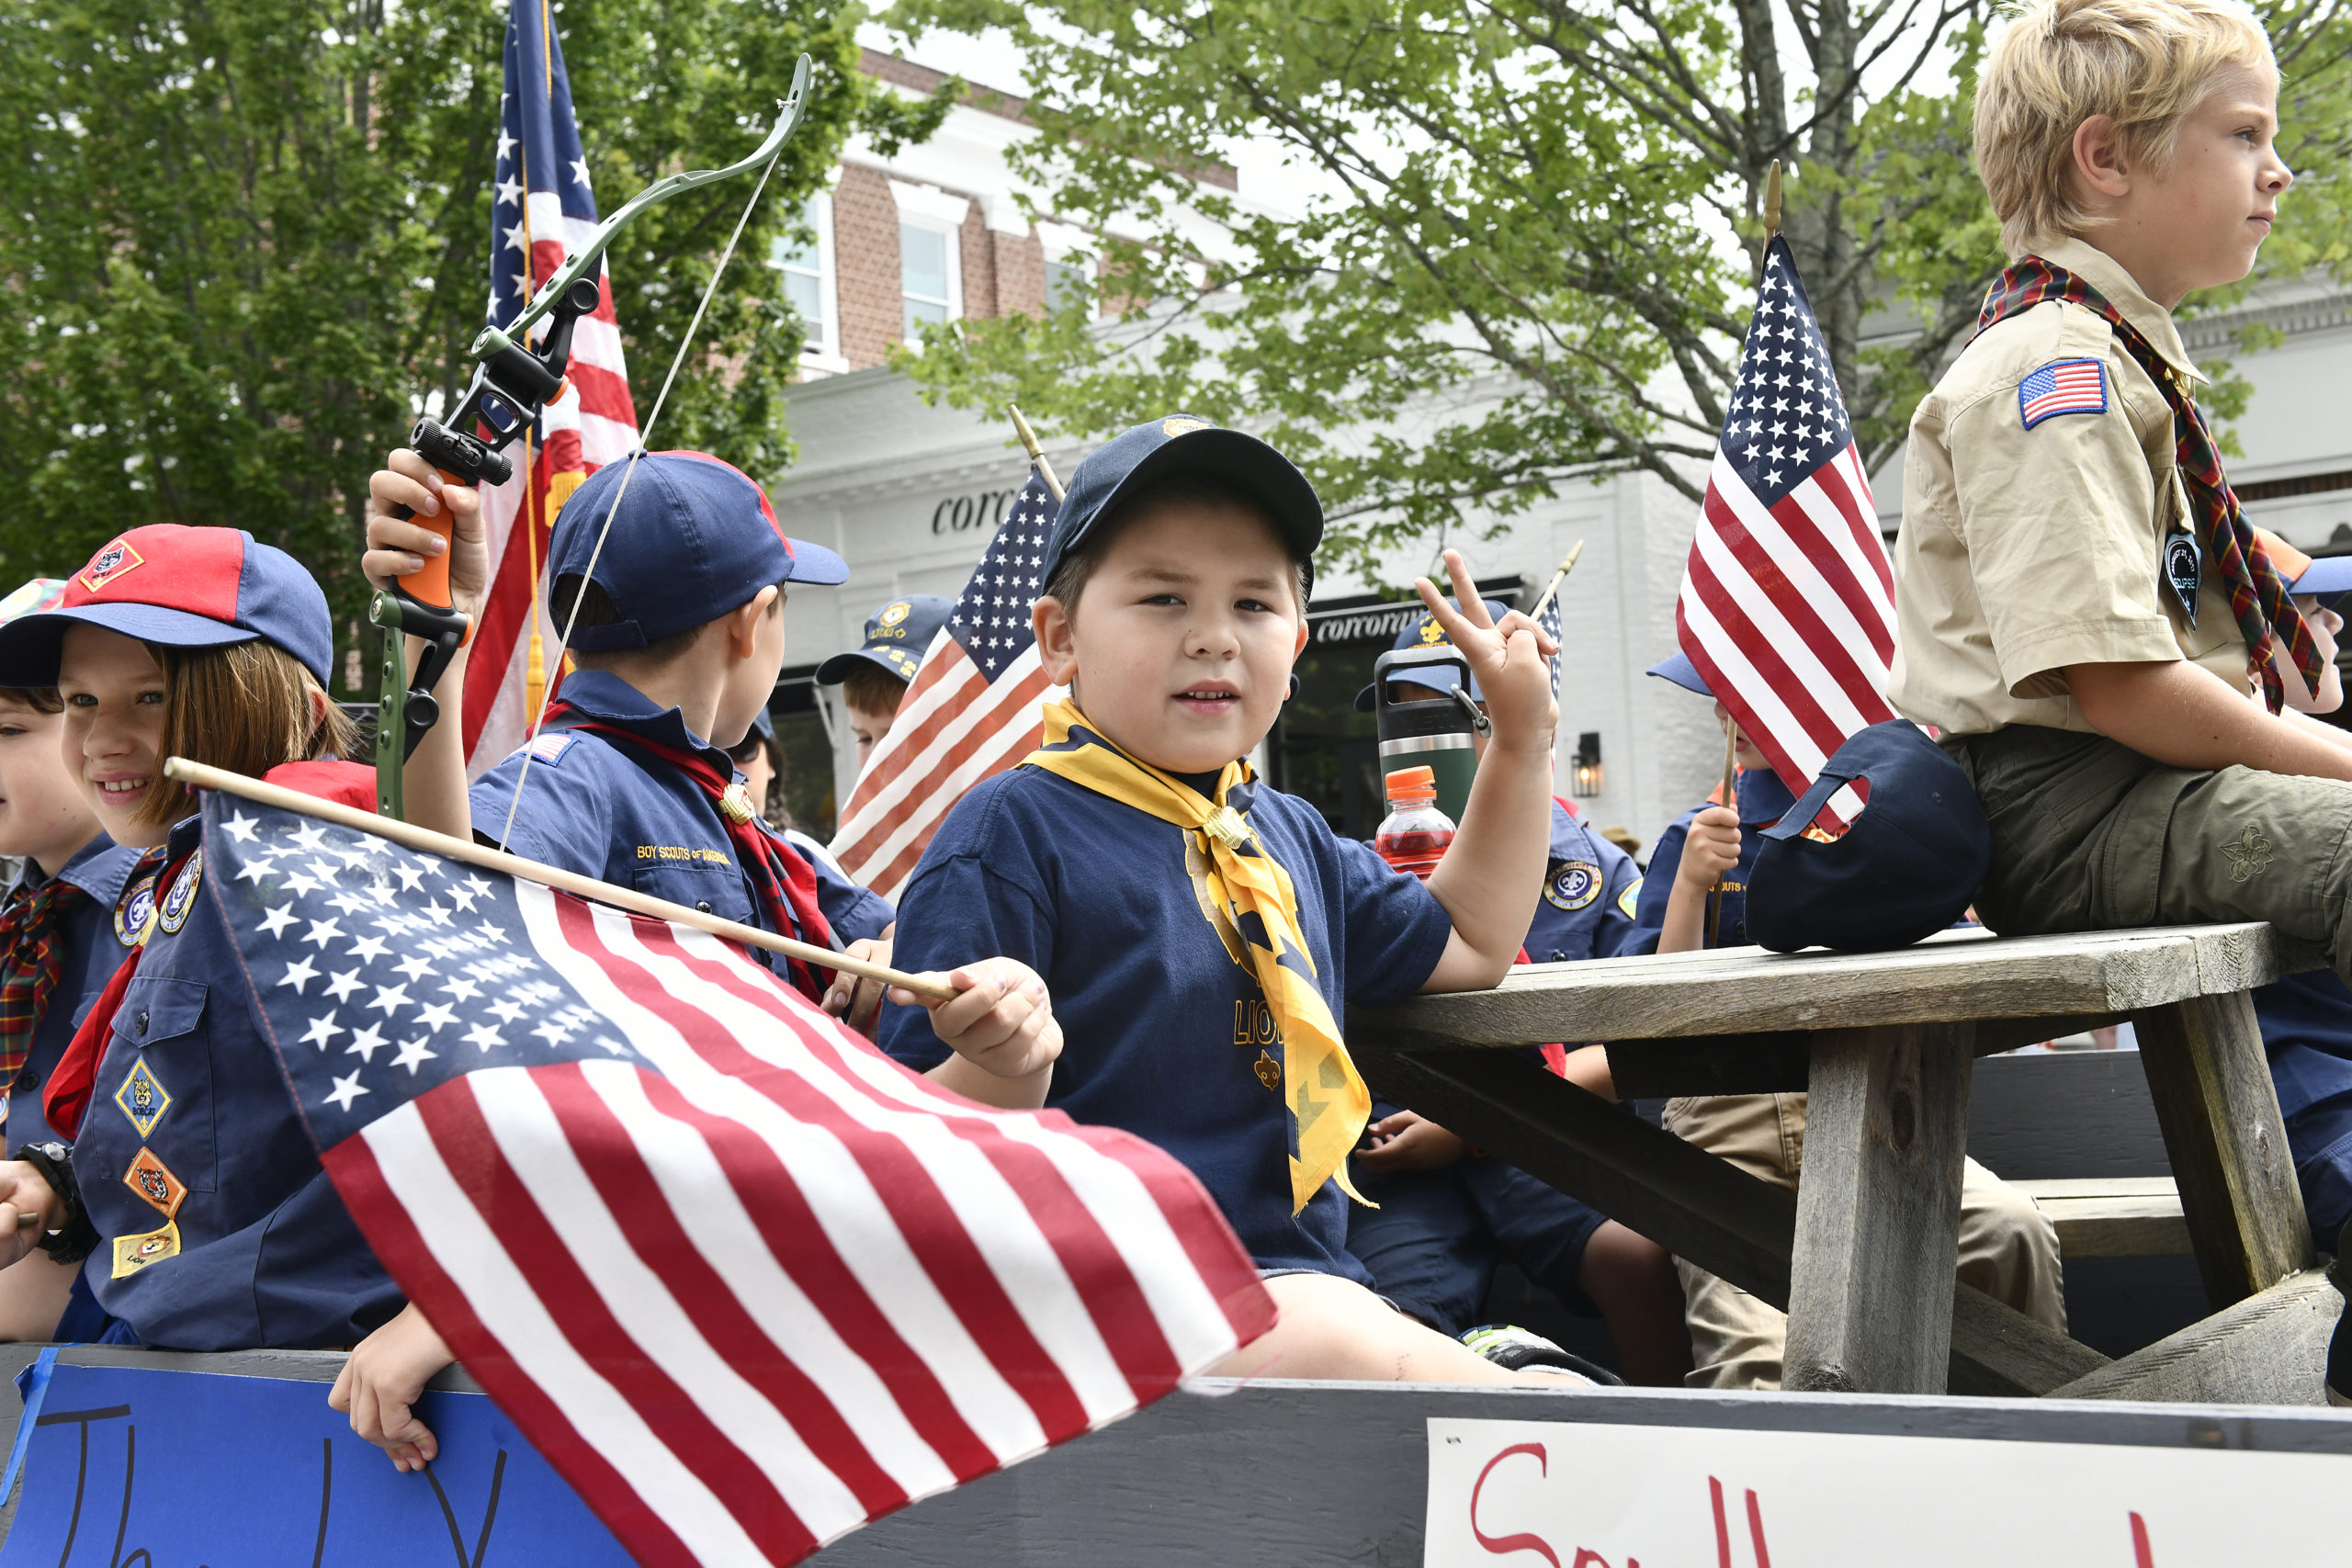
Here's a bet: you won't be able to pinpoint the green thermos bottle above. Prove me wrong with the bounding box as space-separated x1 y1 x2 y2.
1370 645 1483 826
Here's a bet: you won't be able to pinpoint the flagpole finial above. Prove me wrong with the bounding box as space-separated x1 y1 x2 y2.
1763 160 1784 239
1009 404 1066 503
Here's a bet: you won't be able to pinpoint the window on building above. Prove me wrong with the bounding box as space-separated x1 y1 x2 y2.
768 195 840 369
1046 257 1090 313
901 224 954 335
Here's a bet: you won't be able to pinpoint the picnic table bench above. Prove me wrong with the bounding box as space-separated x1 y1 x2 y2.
1348 922 2342 1404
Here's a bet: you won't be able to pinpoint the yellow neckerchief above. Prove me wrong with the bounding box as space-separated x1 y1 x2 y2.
1024 696 1371 1214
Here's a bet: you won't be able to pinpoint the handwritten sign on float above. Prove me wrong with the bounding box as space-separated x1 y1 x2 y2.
0 1360 631 1565
1424 1416 2351 1567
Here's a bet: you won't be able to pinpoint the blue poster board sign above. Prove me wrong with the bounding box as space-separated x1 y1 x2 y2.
0 1361 632 1565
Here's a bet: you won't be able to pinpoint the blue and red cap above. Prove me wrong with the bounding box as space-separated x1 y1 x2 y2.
0 525 334 687
817 594 956 687
548 450 849 653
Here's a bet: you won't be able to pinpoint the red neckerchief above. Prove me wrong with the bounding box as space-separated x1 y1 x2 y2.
542 704 835 999
41 760 380 1139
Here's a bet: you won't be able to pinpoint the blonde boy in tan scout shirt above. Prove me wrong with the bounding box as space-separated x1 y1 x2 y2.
1891 0 2352 962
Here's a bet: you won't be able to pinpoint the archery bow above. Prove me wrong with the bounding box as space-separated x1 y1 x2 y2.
372 53 816 819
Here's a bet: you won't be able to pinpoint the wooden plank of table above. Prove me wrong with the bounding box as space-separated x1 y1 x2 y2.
1346 922 2320 1048
2049 1267 2341 1405
1782 1021 1975 1395
2012 1178 2190 1259
1360 1045 2110 1396
2130 993 2313 1308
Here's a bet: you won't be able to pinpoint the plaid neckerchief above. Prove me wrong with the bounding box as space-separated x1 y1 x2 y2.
1976 257 2322 713
0 875 85 1082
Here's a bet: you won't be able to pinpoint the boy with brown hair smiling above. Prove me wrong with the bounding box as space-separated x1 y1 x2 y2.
881 415 1577 1384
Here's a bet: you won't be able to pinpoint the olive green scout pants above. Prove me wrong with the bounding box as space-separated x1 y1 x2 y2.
1947 724 2352 977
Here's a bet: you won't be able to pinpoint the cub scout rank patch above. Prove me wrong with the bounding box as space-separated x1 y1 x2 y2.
122 1147 187 1219
1545 861 1602 911
78 537 146 593
527 731 577 765
112 1223 181 1279
114 866 159 947
2018 357 2107 429
1616 876 1644 919
114 1056 170 1139
878 601 911 628
155 848 202 934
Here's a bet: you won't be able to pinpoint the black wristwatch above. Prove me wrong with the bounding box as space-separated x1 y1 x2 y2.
12 1142 95 1265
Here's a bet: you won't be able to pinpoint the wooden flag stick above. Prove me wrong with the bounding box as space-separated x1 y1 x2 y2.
1008 404 1066 503
1763 158 1784 238
1527 540 1587 621
1705 719 1739 949
161 758 958 1002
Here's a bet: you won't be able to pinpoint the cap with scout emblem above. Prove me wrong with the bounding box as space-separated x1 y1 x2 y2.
0 526 334 687
1644 649 1713 698
1745 719 1989 954
1042 415 1322 587
548 450 849 654
2257 529 2352 608
1352 600 1513 711
816 594 955 687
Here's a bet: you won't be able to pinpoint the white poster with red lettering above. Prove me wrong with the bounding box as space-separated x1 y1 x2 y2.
1425 1416 2348 1566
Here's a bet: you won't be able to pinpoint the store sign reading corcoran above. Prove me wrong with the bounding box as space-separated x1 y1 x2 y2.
930 488 1023 536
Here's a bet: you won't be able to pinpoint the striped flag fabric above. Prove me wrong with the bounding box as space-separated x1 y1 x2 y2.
1675 235 1898 804
204 791 1271 1567
465 0 639 776
1535 584 1564 702
830 469 1063 901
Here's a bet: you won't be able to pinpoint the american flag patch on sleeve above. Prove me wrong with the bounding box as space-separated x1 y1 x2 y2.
2018 357 2108 428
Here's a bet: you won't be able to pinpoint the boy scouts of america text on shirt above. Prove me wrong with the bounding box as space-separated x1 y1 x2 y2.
881 765 1453 1280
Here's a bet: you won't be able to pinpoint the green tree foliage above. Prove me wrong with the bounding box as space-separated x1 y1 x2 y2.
0 0 942 686
884 0 2352 582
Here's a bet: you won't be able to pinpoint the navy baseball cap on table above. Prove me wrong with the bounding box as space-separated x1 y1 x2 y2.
550 450 848 653
1746 720 1990 954
0 525 335 687
817 594 955 686
1043 415 1322 586
1352 599 1512 711
1645 650 1714 698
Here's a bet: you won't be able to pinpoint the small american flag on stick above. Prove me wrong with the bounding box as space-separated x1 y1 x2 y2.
205 790 1269 1567
1675 235 1898 805
830 469 1064 901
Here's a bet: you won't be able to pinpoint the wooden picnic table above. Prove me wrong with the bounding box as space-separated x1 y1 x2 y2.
1347 922 2341 1403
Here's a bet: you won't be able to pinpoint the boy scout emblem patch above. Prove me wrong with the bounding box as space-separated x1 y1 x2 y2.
1417 619 1450 647
156 848 202 933
2222 825 2274 882
114 866 159 946
112 1223 181 1280
878 601 911 627
2164 529 2202 626
2017 357 2107 429
123 1147 187 1219
1545 861 1602 911
78 538 147 593
1161 417 1211 438
114 1056 170 1139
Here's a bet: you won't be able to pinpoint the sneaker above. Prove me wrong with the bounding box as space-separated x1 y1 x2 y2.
1461 1323 1623 1386
2331 1218 2352 1409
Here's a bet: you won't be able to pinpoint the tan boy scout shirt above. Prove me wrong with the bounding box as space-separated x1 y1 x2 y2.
1888 237 2250 737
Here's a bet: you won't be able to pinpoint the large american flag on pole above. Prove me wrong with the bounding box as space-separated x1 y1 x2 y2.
202 791 1271 1566
1675 235 1898 798
830 469 1064 901
466 0 639 775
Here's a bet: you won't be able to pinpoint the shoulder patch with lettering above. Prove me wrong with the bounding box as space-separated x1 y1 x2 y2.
2018 358 2107 428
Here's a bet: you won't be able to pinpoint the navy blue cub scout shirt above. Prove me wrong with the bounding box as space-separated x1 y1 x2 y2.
880 766 1454 1282
1524 800 1642 964
8 834 141 1149
469 670 893 956
1621 768 1796 954
70 818 402 1349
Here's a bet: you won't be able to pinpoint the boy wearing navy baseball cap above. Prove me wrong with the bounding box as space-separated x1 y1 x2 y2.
817 594 955 769
880 414 1577 1386
363 447 899 1023
1624 651 2063 1391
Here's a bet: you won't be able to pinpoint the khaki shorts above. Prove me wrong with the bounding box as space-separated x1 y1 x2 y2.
1947 725 2352 977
